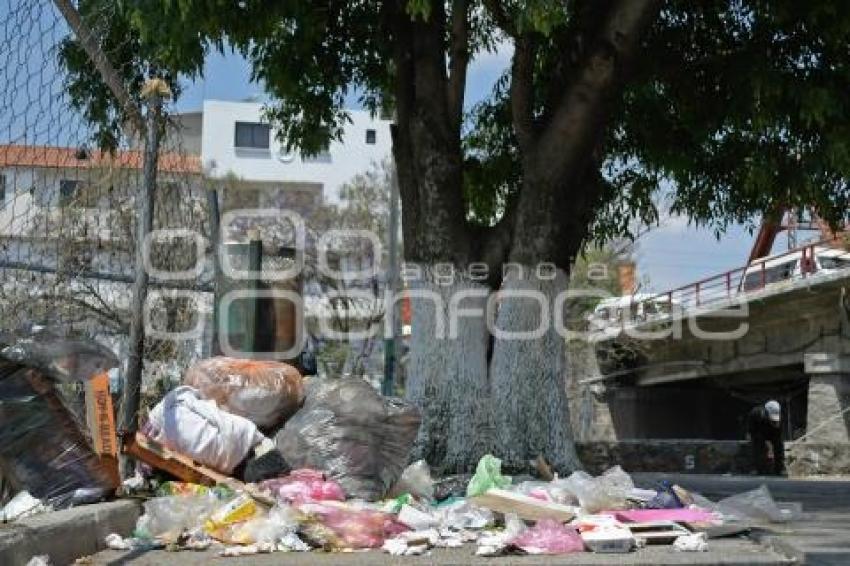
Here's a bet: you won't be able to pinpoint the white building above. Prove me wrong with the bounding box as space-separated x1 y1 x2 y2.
176 100 393 211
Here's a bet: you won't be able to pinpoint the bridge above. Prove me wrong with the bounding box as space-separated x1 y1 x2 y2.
579 239 850 449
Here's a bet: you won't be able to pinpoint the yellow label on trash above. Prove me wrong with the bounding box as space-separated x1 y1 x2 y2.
203 494 258 533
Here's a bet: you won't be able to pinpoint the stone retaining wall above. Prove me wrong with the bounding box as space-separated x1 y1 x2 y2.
576 440 850 476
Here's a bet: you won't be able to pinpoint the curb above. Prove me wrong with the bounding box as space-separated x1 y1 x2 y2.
0 500 141 566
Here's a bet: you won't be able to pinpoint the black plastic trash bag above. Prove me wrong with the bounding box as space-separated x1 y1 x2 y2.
0 331 118 383
0 334 119 509
275 378 421 501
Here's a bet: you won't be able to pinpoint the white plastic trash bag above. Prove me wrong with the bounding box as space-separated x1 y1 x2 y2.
146 386 265 473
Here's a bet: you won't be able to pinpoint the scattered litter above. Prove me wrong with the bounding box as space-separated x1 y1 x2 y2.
297 502 408 549
104 533 163 551
509 519 585 555
0 491 50 522
219 542 275 556
713 485 793 523
612 508 718 524
645 480 683 509
674 532 709 552
471 488 576 522
389 460 435 501
574 515 635 554
435 498 494 530
397 504 439 530
134 492 223 543
564 466 633 513
466 454 511 497
476 513 527 556
259 468 345 504
627 521 692 545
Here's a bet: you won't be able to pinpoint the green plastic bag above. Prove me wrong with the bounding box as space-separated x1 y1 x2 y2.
466 454 511 497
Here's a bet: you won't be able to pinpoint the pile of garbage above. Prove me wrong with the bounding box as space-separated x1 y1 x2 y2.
0 343 798 558
105 454 795 557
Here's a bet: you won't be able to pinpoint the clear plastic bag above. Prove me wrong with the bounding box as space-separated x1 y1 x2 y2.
222 505 301 545
389 460 434 501
714 485 792 523
515 479 578 505
183 357 304 429
135 493 225 542
565 466 634 514
275 378 421 501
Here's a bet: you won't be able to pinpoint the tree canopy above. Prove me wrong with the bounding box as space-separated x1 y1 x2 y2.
62 0 850 243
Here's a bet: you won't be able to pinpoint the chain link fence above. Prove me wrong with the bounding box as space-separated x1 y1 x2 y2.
0 1 213 414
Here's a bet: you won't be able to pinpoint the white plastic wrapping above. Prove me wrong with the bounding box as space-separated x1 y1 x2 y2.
146 386 265 474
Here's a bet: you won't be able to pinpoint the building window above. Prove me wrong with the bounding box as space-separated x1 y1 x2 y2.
365 129 377 144
301 150 332 164
59 179 80 207
234 121 270 150
0 175 5 204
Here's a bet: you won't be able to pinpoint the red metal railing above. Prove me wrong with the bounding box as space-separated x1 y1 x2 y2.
623 238 848 322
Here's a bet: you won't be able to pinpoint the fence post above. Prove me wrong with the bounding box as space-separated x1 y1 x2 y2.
207 187 222 356
120 81 167 472
382 165 400 396
246 236 263 354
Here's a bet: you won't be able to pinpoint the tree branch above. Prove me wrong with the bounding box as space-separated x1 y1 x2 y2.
52 0 145 136
482 0 516 37
510 35 536 150
447 0 469 132
532 0 660 185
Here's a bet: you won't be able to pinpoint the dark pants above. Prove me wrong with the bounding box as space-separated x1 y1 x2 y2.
750 430 784 475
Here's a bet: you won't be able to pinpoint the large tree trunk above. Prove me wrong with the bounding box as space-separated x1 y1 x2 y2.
406 266 492 472
405 264 581 475
490 266 581 472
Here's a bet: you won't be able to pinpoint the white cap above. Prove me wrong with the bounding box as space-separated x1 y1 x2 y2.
765 400 781 422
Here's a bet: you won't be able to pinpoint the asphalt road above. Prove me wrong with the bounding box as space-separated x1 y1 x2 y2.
633 473 850 565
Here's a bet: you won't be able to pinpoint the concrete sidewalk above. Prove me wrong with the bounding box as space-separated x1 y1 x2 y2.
0 499 141 566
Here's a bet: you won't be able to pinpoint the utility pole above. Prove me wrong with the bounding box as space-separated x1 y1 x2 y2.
382 165 400 396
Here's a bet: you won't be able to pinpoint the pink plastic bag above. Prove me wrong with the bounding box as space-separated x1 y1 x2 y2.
297 502 408 549
260 469 346 504
510 519 585 554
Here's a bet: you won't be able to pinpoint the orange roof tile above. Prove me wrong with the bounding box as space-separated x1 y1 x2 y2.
0 144 201 174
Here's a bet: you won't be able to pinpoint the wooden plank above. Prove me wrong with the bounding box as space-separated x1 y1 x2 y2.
123 433 275 505
471 488 575 523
